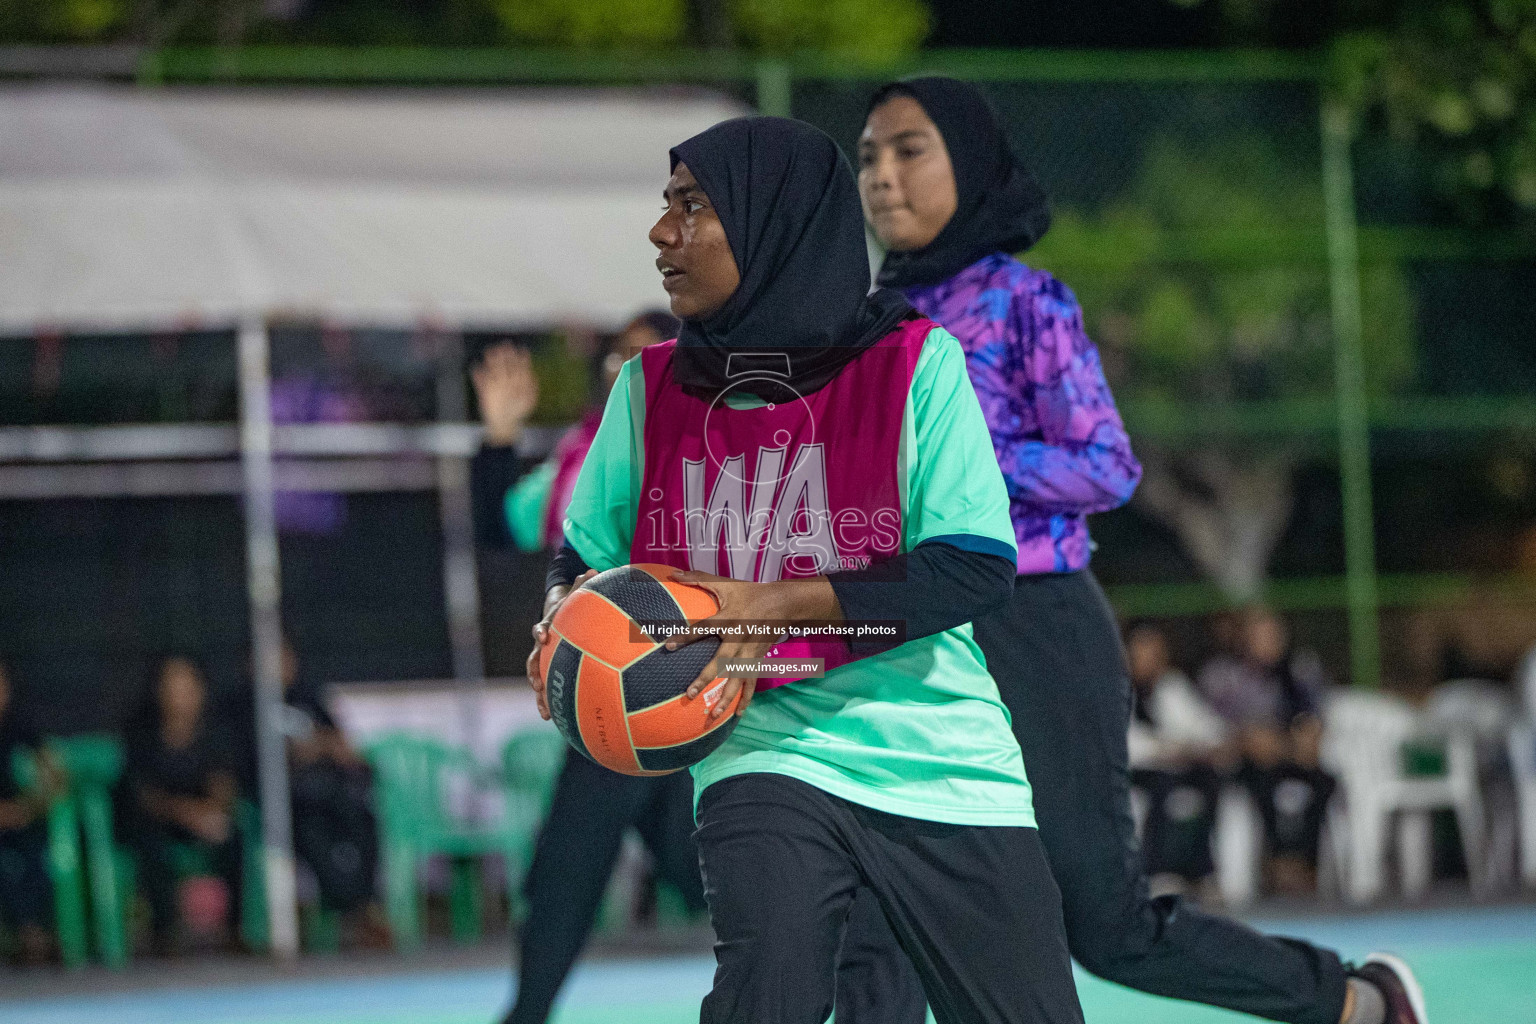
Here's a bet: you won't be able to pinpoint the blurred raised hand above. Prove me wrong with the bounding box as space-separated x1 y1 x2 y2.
472 342 540 446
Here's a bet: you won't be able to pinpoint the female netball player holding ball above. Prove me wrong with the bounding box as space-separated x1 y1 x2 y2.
852 76 1426 1024
527 115 1084 1024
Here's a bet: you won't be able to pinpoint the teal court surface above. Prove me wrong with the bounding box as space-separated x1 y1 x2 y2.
3 905 1531 1024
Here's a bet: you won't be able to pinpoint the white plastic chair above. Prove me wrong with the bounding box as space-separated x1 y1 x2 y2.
1509 722 1536 889
1214 785 1262 907
1322 690 1485 903
1511 646 1536 889
1426 679 1518 889
1518 646 1536 720
1426 679 1517 750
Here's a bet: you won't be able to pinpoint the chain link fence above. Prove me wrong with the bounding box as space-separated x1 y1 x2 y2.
3 47 1534 693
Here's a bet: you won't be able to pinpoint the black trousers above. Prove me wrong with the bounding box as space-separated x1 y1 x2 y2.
291 760 379 913
1132 764 1222 882
1238 760 1337 866
132 819 242 941
0 822 51 930
1130 767 1222 884
697 773 1083 1024
842 571 1348 1024
503 750 706 1024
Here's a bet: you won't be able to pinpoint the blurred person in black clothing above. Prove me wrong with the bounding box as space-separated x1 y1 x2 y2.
124 655 244 954
274 639 388 947
1198 607 1336 895
1125 624 1231 894
470 313 678 554
470 312 708 1024
0 661 55 965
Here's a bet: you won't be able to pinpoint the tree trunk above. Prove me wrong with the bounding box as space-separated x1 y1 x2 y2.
1134 447 1296 603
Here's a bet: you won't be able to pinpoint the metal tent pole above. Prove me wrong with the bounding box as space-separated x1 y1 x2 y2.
433 327 488 760
238 314 301 956
1321 99 1382 690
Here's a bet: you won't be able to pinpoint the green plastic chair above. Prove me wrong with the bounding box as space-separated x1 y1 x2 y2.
365 732 542 950
10 746 89 969
224 799 271 951
498 732 697 935
236 802 340 954
654 880 695 927
501 728 566 821
499 728 567 920
301 900 343 954
50 733 268 961
48 736 128 967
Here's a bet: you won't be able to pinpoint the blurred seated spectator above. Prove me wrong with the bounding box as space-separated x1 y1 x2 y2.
0 661 54 965
1199 607 1336 896
124 655 243 955
275 640 389 947
1126 624 1230 895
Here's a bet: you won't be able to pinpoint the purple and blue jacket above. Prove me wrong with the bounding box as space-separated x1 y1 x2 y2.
903 252 1142 576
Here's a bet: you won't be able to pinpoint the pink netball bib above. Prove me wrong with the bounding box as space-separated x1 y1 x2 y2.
630 318 932 690
542 410 603 550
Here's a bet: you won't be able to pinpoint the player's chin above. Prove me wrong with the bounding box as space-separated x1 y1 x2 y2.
870 213 920 252
664 282 719 321
664 296 696 320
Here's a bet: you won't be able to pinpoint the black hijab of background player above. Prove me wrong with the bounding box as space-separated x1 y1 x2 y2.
871 77 1053 290
669 116 912 401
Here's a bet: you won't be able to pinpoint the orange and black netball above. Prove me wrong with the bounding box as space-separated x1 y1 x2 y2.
540 563 738 775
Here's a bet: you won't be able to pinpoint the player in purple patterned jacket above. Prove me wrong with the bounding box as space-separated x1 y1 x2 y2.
840 77 1427 1024
900 250 1141 574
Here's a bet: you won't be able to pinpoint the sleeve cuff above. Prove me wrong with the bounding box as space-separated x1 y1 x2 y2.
917 532 1018 565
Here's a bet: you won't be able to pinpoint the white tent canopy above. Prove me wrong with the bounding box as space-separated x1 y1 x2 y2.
0 85 748 333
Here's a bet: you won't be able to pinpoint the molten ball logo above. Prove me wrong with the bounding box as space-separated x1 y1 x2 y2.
547 667 566 719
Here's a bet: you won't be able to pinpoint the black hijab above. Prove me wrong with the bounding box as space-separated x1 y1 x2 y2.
871 77 1052 290
669 116 912 400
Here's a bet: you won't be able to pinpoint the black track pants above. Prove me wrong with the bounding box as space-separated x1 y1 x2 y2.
838 571 1348 1024
696 772 1083 1024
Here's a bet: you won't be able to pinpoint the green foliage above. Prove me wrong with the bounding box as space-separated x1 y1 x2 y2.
2 0 928 52
528 333 593 425
0 0 127 41
1030 133 1415 406
51 0 123 38
1333 0 1536 223
731 0 929 58
486 0 686 48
